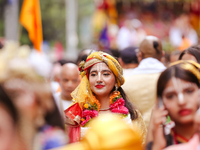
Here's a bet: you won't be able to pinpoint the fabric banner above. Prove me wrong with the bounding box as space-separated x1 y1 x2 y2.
19 0 43 52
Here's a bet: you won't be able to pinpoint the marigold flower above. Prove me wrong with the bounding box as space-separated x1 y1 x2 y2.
93 96 101 111
84 103 89 109
110 91 120 104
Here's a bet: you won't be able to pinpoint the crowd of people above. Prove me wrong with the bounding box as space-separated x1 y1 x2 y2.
0 34 200 150
91 0 199 53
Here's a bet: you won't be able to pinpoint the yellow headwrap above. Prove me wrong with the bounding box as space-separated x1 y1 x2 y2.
71 51 125 108
170 60 200 82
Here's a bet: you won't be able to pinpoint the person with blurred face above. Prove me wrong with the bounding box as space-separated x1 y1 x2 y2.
147 61 200 150
122 36 166 128
118 46 139 77
0 43 67 150
54 63 80 117
178 45 200 63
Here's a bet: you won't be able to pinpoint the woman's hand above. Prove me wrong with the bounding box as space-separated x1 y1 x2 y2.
151 106 168 150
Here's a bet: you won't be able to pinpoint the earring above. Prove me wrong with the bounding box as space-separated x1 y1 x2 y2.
115 85 118 94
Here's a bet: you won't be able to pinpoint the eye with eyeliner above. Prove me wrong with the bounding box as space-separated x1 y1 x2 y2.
165 92 176 100
184 87 195 94
90 70 111 77
90 73 97 77
103 72 110 76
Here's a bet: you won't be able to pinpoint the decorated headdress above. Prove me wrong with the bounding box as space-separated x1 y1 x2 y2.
71 51 125 108
170 60 200 83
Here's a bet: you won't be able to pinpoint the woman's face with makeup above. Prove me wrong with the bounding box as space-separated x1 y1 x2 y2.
89 62 116 97
162 77 199 124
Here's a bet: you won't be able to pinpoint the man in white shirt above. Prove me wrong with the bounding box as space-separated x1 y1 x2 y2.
54 63 80 118
122 36 166 128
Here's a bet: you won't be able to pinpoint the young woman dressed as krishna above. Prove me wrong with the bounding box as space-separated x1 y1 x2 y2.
64 51 146 145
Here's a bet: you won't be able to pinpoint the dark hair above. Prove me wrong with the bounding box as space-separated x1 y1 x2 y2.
153 41 161 55
76 49 92 65
111 86 138 120
0 84 18 123
44 95 65 130
179 45 200 63
120 47 138 64
54 59 75 66
157 64 200 98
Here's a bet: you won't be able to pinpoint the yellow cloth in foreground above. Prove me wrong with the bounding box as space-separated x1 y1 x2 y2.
54 113 144 150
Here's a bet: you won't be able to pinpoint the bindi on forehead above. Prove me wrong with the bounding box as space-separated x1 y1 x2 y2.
163 79 197 94
173 78 196 89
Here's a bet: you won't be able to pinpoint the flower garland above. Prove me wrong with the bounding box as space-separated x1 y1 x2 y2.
81 91 129 127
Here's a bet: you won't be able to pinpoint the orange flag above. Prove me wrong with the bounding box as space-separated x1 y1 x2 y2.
19 0 43 52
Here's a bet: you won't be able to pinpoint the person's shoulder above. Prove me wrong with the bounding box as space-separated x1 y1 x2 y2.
130 68 140 75
53 92 61 99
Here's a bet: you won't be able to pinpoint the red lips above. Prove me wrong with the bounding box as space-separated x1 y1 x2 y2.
95 85 104 88
178 109 192 116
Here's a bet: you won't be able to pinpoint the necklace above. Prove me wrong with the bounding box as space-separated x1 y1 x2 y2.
99 108 110 111
172 128 190 144
81 91 128 127
90 91 121 111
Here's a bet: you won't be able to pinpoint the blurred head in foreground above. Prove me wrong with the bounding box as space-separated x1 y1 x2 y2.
0 42 66 149
0 84 21 150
